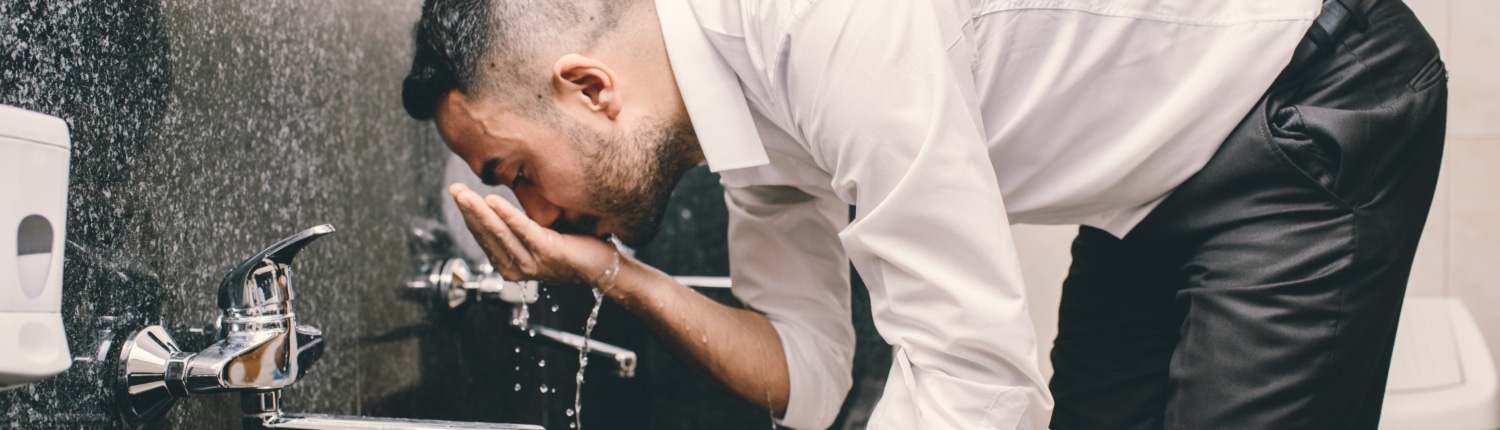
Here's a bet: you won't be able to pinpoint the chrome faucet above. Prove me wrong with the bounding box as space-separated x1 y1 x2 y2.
410 257 637 378
118 224 334 422
404 220 638 379
116 225 543 430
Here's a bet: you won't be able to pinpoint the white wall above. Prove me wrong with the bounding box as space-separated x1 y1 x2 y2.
1016 0 1500 378
1418 0 1500 374
1014 224 1076 379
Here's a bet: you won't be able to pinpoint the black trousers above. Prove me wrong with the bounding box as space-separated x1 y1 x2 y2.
1047 0 1448 428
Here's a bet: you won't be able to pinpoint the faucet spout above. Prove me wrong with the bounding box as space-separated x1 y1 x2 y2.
174 327 294 394
528 324 638 378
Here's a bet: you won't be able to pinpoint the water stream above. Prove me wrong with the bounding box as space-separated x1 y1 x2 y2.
516 296 531 330
568 288 606 429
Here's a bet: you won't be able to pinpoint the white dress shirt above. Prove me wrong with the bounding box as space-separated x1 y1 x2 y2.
653 0 1321 428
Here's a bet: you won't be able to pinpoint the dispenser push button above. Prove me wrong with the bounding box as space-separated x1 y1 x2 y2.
16 215 53 299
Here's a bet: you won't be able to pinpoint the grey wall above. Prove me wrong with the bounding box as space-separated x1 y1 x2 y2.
0 1 887 429
2 0 452 427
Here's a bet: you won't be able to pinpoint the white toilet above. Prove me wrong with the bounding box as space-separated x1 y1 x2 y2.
1381 297 1500 429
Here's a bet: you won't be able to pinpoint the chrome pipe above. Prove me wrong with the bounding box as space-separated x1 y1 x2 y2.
529 325 637 378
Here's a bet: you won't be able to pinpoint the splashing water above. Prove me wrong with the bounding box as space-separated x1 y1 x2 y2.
519 301 530 327
514 287 531 329
572 288 605 430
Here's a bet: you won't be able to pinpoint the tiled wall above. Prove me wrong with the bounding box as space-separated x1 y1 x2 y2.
1015 0 1500 378
1407 0 1500 373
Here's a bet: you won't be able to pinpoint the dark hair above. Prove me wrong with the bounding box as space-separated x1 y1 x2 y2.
402 0 632 121
402 0 490 120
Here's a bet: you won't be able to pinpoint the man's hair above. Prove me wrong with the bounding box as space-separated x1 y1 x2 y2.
402 0 629 120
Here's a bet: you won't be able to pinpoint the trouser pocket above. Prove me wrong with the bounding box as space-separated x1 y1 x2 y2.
1408 54 1448 93
1267 102 1342 194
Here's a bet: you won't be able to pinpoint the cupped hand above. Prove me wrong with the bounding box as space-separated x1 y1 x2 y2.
449 183 617 286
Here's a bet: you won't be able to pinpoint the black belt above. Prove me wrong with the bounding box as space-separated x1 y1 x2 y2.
1318 0 1377 41
1285 0 1380 76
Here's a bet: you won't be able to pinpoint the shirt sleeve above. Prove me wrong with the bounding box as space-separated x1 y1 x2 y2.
778 0 1053 428
724 184 855 430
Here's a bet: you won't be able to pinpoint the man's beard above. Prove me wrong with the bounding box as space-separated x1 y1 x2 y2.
551 114 699 249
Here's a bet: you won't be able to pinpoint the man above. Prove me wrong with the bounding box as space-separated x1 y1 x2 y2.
400 0 1446 427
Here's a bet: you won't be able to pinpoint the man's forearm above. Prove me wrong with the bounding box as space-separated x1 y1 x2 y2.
603 255 790 416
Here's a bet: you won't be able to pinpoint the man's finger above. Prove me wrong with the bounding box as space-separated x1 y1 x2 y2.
459 189 533 264
450 185 507 258
485 194 554 249
456 205 512 268
452 191 514 267
450 185 537 275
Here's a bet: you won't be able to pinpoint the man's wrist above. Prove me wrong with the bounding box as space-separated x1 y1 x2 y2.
591 247 621 294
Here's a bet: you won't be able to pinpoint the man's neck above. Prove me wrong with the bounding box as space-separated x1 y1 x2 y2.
595 0 689 140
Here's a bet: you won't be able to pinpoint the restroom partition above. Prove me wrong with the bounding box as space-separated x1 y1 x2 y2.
0 1 889 429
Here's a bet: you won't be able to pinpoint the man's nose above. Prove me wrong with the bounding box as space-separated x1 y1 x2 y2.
512 184 562 229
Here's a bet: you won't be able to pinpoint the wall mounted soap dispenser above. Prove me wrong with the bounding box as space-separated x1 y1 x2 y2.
0 104 73 390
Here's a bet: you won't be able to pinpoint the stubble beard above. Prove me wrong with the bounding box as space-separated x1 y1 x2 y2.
555 113 699 249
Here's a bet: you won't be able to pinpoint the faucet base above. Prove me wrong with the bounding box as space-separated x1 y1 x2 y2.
115 325 183 424
241 390 544 430
255 413 545 430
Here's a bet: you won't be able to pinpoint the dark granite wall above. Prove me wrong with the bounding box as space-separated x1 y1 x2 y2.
0 1 888 429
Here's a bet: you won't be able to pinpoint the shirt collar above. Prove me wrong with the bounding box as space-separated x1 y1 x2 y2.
654 0 769 172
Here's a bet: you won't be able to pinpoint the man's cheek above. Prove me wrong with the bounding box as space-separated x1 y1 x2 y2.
550 214 600 237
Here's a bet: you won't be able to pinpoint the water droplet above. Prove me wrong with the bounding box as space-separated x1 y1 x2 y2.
551 304 559 312
538 360 546 368
514 384 521 392
566 408 575 417
539 384 549 393
514 346 521 353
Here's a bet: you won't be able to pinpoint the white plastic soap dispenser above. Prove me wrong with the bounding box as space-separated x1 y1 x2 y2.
0 104 72 391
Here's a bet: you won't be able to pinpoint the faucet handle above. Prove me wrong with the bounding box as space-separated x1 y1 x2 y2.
217 225 335 316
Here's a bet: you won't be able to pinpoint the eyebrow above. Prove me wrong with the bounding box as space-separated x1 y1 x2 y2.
480 158 502 186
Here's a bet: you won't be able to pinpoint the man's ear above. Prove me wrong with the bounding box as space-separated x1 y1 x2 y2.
552 53 622 120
